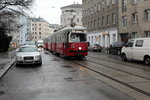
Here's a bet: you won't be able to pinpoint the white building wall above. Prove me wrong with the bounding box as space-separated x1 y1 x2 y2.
87 28 118 48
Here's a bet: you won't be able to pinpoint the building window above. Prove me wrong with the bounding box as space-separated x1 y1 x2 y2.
122 16 127 27
145 9 150 21
98 18 101 27
97 2 101 11
132 32 137 38
102 0 105 10
39 23 41 26
144 31 150 37
112 13 116 24
112 0 116 5
132 0 138 4
91 21 93 29
107 15 110 25
94 19 97 28
107 0 110 7
39 32 41 35
122 0 127 12
102 17 105 26
39 28 41 30
35 32 37 35
132 12 138 23
39 36 41 39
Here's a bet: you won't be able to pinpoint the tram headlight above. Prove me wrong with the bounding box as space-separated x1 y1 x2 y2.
79 47 82 50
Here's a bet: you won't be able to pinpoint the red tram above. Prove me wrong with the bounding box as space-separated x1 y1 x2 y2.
47 26 88 58
43 37 48 50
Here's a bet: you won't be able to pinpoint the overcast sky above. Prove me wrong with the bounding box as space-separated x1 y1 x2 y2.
31 0 82 25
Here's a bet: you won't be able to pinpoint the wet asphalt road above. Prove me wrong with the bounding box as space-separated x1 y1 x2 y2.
0 51 134 100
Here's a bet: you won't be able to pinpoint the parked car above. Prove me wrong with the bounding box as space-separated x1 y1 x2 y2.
16 45 42 66
121 38 150 65
107 41 126 55
88 44 102 52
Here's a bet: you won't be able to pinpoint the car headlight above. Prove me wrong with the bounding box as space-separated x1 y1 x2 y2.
16 56 23 61
35 55 41 61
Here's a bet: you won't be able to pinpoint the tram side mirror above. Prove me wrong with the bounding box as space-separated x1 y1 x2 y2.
87 42 90 46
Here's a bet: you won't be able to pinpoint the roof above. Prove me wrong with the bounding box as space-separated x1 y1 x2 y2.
61 4 82 9
31 17 49 23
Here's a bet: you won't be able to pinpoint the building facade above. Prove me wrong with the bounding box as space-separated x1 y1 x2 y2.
118 0 150 42
60 3 83 27
82 0 118 48
30 17 55 42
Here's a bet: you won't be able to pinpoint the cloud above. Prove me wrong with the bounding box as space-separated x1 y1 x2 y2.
31 0 82 24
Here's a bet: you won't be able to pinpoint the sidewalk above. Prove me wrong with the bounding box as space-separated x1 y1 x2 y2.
0 51 16 79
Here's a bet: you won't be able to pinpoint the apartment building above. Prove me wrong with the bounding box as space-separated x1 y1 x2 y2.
60 3 83 27
119 0 150 42
82 0 118 48
30 17 54 42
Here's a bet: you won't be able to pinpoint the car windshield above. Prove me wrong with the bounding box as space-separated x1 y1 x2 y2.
70 33 87 42
19 47 38 52
94 44 100 47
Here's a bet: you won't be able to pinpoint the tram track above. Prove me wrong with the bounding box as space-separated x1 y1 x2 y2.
88 55 150 71
46 50 150 97
71 60 150 97
86 56 150 80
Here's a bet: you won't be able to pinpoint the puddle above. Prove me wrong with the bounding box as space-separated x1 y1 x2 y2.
0 91 5 95
69 70 77 72
0 66 4 69
51 59 60 61
44 52 49 55
62 65 73 68
64 77 73 81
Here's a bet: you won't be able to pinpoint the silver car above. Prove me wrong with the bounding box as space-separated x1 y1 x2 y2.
16 45 42 66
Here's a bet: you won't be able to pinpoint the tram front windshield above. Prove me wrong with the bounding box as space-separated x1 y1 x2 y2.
70 33 87 42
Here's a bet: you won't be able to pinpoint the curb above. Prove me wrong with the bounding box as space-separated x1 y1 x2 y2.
0 59 15 80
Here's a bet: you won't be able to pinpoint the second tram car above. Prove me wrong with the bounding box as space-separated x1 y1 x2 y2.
43 37 48 50
48 26 88 58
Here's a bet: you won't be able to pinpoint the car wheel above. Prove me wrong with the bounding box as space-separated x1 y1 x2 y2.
107 49 110 54
121 54 127 61
16 63 20 66
144 56 150 65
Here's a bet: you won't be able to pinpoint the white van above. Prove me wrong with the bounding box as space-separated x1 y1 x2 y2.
121 38 150 65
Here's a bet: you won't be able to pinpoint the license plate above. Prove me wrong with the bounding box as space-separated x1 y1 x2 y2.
25 60 33 62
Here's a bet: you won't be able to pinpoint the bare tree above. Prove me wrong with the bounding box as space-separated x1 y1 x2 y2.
0 0 34 31
0 0 34 52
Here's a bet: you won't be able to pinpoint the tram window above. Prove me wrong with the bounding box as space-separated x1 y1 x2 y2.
70 33 87 42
